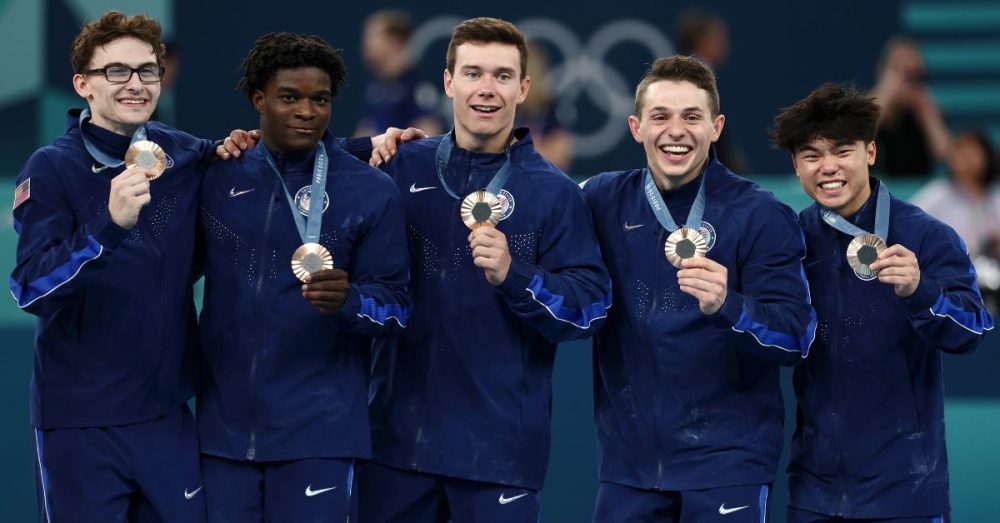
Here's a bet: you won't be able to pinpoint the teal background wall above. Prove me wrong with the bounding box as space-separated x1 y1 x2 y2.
0 0 998 521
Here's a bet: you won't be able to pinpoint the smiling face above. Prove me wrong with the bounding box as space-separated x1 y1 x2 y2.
792 137 876 217
629 79 724 190
444 41 530 153
72 36 161 136
253 67 332 154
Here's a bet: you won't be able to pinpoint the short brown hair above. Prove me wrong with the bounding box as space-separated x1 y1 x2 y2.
634 55 720 117
71 11 165 73
770 83 881 153
446 17 528 78
365 9 412 42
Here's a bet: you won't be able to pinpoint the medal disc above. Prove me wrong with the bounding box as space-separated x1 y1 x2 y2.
664 227 708 269
460 190 503 230
125 140 167 179
846 233 886 280
291 243 334 282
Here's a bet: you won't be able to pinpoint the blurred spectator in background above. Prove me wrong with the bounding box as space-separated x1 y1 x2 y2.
151 40 180 126
675 7 749 173
871 36 951 177
912 130 1000 312
355 9 441 138
515 41 574 172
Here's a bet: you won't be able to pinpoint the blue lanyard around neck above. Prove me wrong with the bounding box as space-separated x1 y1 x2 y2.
819 181 890 240
642 166 707 233
78 108 147 168
434 129 513 199
260 142 329 245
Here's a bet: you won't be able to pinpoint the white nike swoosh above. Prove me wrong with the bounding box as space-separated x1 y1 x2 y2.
498 492 529 505
409 183 437 193
623 222 645 231
92 164 109 174
305 485 338 497
184 486 202 500
229 187 255 197
718 504 749 515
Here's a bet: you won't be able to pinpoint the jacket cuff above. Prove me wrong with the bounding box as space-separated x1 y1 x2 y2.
717 290 745 327
342 137 373 162
904 276 940 314
92 207 129 250
333 287 361 323
497 258 535 299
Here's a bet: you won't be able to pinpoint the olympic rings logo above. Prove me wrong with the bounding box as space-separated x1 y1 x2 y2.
408 16 674 158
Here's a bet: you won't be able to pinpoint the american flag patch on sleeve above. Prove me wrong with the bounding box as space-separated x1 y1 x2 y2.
13 178 30 210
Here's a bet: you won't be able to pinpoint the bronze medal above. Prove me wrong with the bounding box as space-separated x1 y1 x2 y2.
125 140 167 180
291 243 333 282
664 227 708 269
460 190 503 230
846 233 886 280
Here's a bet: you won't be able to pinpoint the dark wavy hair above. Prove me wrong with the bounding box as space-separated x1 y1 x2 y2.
770 83 882 152
238 32 347 104
71 11 165 73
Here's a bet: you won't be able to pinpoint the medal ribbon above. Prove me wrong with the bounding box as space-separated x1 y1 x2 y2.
819 181 890 240
642 166 707 233
79 109 148 168
434 129 513 199
261 141 329 245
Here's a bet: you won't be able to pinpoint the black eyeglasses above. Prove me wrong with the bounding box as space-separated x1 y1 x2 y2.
83 65 166 84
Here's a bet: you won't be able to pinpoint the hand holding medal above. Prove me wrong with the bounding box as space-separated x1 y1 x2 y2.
868 243 921 297
469 227 512 285
300 267 350 314
677 256 729 315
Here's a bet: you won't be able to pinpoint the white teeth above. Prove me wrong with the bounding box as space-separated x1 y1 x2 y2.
472 105 499 113
820 181 846 190
660 145 691 154
121 99 145 105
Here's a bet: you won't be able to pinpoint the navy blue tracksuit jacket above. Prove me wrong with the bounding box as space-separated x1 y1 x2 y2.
792 179 993 518
197 133 409 463
369 129 612 490
582 152 816 491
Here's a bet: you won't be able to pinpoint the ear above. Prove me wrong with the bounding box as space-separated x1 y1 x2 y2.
72 73 91 99
710 114 726 143
443 69 454 99
627 115 642 143
251 90 265 113
516 74 531 105
866 141 877 166
790 153 800 174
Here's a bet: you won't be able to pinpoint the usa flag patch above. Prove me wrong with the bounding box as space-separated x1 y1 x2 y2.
13 178 30 210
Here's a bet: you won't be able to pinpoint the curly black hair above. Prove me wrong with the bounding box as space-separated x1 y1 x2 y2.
771 83 881 153
238 32 347 104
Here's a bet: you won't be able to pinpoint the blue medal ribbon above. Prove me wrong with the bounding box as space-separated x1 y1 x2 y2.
78 108 148 169
434 129 513 199
642 166 707 233
819 181 890 240
261 142 329 245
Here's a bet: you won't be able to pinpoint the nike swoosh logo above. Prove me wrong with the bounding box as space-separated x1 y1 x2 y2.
184 486 202 500
229 187 255 197
92 164 109 174
718 504 749 515
305 485 338 497
498 492 529 505
409 183 437 193
623 222 645 231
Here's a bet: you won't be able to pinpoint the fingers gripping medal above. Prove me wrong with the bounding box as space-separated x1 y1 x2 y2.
125 140 167 179
664 227 708 268
461 190 503 230
846 233 886 280
291 243 334 282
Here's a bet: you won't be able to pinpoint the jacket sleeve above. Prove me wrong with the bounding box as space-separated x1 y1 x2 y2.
9 150 129 316
495 181 612 343
903 225 993 353
714 200 817 365
329 176 410 336
336 137 374 164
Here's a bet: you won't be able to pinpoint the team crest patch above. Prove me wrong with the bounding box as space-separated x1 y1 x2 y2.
294 186 329 216
13 179 30 210
497 189 515 221
164 153 174 169
698 221 717 252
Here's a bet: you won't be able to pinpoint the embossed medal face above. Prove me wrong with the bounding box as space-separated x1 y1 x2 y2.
124 140 167 179
664 227 708 269
291 242 333 282
460 190 503 230
847 233 887 281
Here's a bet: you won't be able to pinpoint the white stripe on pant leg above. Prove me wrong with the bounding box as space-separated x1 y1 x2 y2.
34 428 52 523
